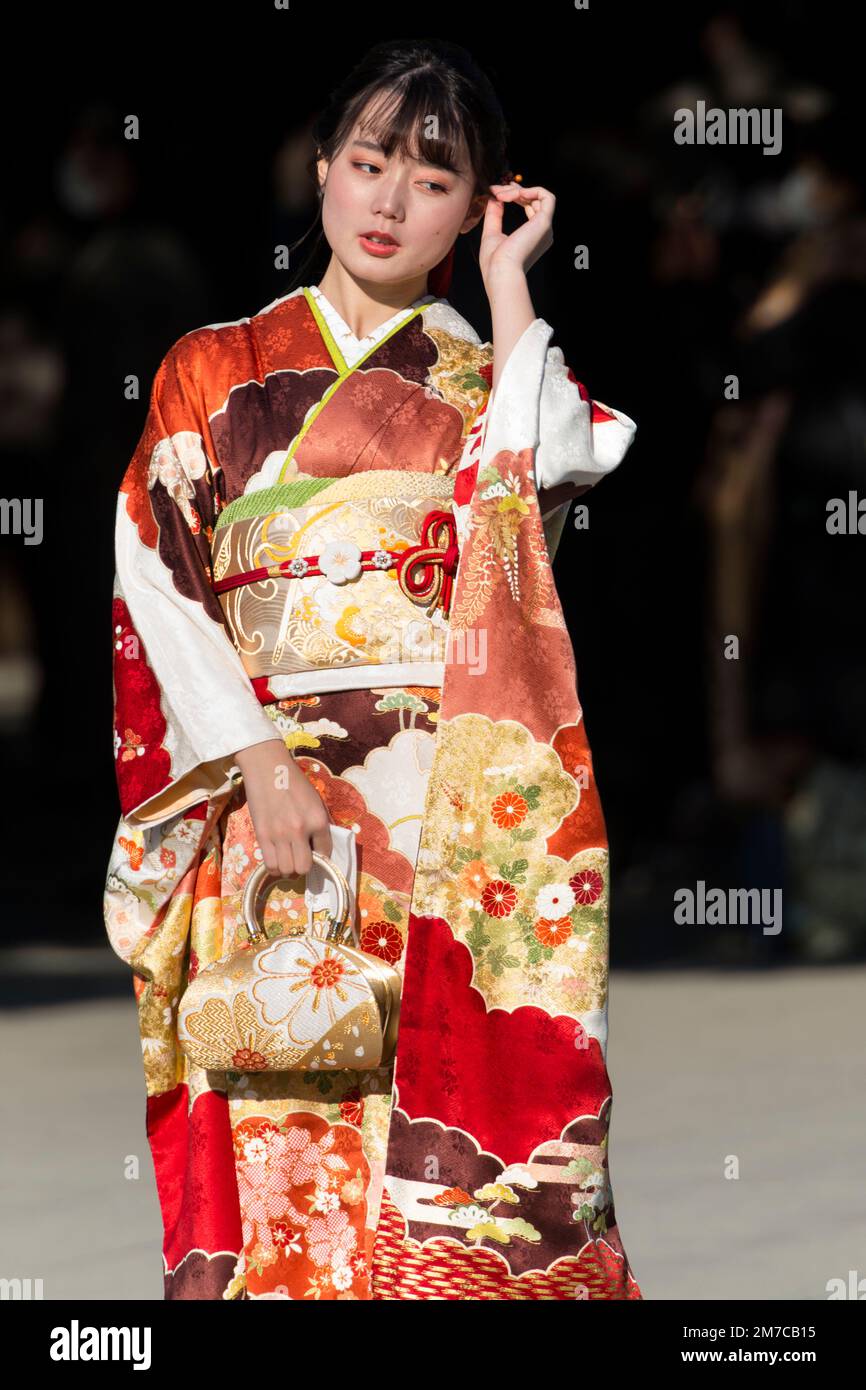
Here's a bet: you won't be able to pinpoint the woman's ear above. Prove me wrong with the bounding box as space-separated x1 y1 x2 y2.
460 191 489 234
315 153 329 198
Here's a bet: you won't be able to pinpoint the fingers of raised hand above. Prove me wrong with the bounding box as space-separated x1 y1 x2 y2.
490 182 554 205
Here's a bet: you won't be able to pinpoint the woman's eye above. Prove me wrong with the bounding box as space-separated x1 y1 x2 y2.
352 162 446 193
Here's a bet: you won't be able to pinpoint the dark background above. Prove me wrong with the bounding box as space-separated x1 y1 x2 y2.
2 0 864 977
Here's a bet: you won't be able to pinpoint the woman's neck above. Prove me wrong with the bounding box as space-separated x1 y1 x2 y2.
314 259 429 340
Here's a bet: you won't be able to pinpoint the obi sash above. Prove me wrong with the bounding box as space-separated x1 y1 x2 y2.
209 471 458 695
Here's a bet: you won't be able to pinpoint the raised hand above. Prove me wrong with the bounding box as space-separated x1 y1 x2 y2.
479 180 555 285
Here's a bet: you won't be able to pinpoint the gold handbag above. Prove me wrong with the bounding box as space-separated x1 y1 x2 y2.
177 852 401 1074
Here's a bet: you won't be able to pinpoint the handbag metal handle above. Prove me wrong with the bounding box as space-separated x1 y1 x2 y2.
242 850 355 947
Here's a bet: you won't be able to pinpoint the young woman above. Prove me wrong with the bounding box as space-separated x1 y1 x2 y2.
104 38 642 1301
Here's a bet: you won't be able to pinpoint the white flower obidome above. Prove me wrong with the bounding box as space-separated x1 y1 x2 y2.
318 539 363 584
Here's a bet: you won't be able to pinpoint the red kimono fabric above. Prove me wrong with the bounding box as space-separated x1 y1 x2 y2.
104 284 642 1299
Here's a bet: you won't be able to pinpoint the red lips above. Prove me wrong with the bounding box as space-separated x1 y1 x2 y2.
360 230 399 245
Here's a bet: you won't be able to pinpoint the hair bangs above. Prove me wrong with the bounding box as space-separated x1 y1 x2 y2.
352 78 474 183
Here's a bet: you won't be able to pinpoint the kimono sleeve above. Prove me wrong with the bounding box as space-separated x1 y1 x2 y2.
476 318 637 501
535 342 637 496
112 337 280 829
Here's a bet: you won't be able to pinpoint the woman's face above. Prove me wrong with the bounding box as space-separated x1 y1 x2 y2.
316 99 487 292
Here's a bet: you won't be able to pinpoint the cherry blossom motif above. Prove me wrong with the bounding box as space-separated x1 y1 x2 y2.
234 1123 355 1269
270 1221 303 1255
569 869 604 905
535 881 576 918
490 790 528 828
309 1187 341 1216
331 1262 354 1292
341 1178 366 1213
233 1046 269 1070
307 1206 357 1270
224 842 251 878
481 879 518 917
244 1136 270 1163
173 818 204 848
318 539 363 584
147 430 209 529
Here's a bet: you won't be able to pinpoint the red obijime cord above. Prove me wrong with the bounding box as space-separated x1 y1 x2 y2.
212 507 459 618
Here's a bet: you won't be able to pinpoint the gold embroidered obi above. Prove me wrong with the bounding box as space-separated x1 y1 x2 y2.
210 471 457 694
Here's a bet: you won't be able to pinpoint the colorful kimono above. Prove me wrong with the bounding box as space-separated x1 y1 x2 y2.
103 282 642 1300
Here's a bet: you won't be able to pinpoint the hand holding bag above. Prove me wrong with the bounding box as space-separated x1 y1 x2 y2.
177 847 401 1074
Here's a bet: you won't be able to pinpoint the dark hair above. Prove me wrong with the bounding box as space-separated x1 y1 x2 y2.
287 38 511 290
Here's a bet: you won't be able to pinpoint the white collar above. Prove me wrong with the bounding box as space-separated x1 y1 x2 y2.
309 284 435 363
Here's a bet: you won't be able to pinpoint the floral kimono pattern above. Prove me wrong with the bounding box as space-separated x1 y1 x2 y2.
104 284 642 1299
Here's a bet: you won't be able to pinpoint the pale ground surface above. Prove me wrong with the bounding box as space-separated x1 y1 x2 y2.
1 949 863 1300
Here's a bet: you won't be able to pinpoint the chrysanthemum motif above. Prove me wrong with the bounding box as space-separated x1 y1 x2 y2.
491 790 528 829
534 917 573 947
569 869 604 905
359 920 403 964
481 879 518 917
535 882 576 917
319 540 362 584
